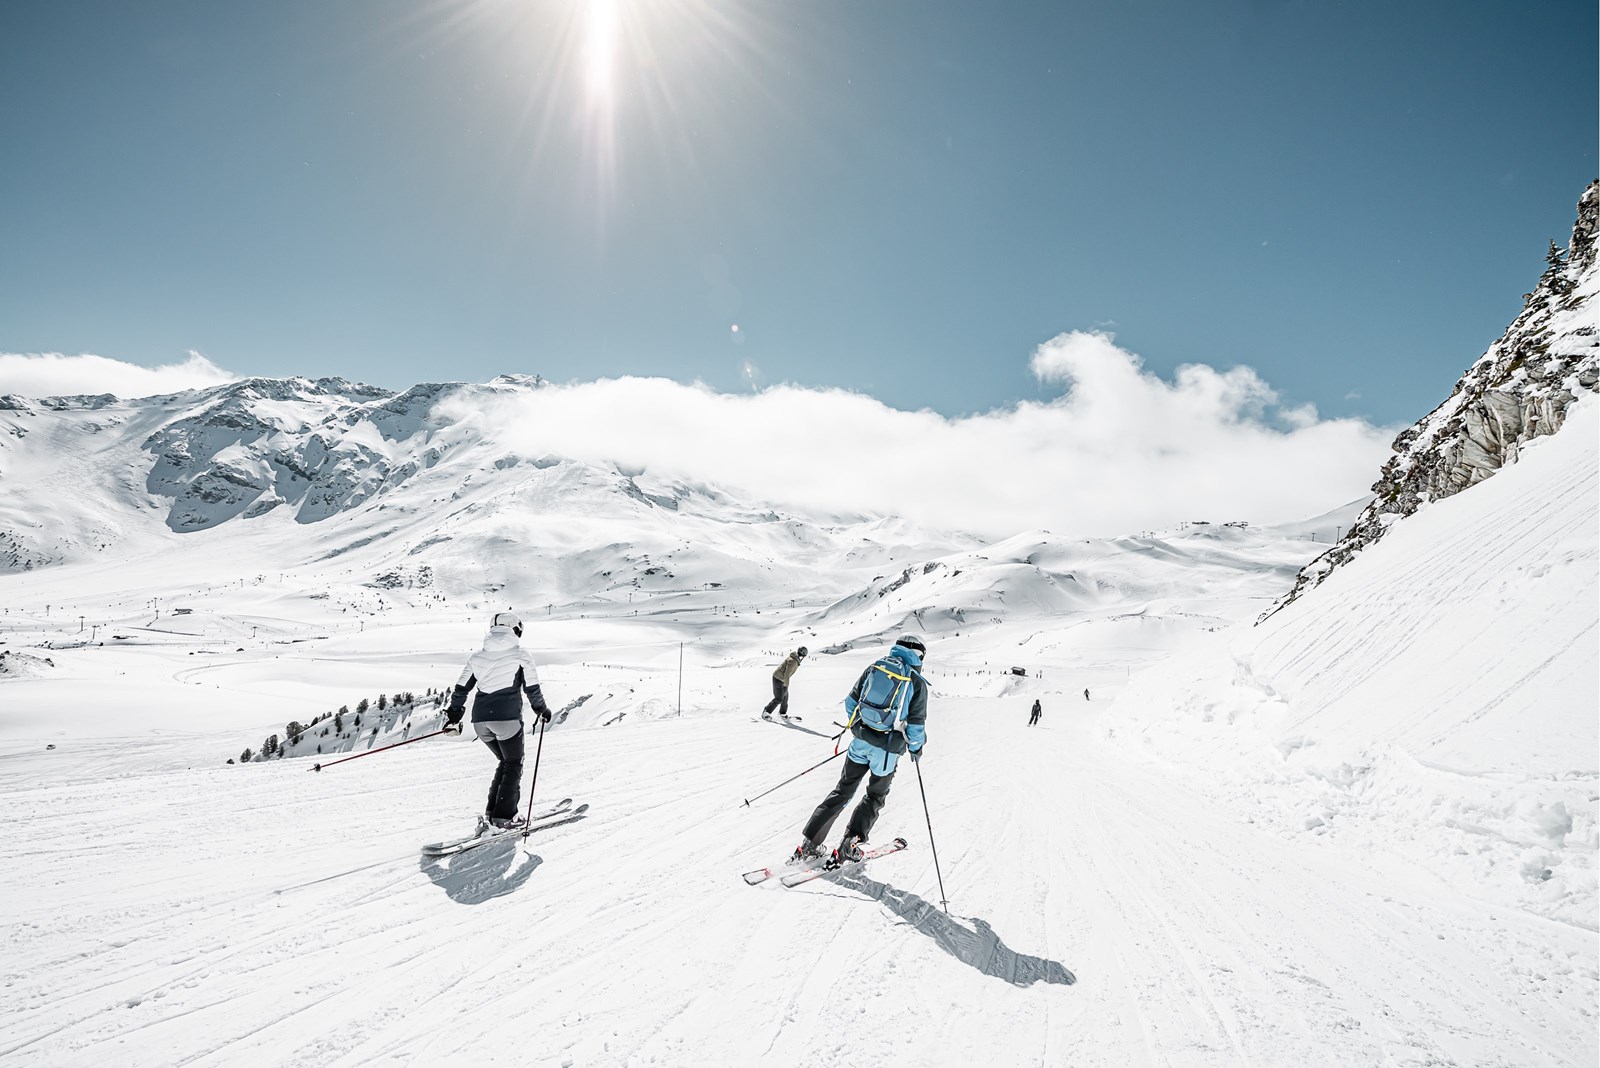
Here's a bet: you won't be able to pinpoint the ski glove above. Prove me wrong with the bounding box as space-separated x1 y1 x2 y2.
909 747 923 763
442 721 463 736
445 706 465 726
534 708 552 723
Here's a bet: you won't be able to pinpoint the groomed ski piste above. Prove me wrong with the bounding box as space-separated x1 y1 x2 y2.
1 404 1595 1067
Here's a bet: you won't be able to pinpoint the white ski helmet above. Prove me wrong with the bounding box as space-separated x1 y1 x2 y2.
895 634 926 656
492 611 522 631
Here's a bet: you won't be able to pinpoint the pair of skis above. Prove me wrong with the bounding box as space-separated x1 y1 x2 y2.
421 797 589 856
742 836 908 888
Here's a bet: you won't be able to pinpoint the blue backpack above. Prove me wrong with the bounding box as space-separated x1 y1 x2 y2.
849 654 917 733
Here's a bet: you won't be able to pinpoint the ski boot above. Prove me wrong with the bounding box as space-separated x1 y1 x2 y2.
829 835 865 869
489 816 527 831
790 840 827 865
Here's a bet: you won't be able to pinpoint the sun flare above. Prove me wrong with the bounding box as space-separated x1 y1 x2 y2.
583 0 618 103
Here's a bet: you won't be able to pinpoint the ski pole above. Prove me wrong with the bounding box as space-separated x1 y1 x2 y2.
913 756 950 914
310 729 450 772
741 749 845 808
521 713 548 837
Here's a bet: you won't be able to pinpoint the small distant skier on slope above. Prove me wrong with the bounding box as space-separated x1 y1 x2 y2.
1029 699 1041 726
1084 687 1090 701
792 635 928 866
442 611 553 831
762 646 807 720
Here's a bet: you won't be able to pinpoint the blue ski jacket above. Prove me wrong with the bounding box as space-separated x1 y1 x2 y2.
842 642 928 777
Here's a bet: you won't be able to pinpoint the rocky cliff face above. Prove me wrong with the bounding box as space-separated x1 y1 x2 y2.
141 376 396 530
1267 180 1599 619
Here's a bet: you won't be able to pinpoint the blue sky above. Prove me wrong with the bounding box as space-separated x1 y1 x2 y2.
0 0 1593 424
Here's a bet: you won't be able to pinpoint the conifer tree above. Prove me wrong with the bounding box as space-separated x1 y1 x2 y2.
1546 239 1565 271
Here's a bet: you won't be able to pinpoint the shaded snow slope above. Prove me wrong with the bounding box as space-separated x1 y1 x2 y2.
1108 398 1599 927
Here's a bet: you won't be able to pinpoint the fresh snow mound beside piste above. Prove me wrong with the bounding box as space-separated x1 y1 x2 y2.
1106 397 1599 927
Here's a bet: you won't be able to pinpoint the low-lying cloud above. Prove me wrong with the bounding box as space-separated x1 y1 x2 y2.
0 350 235 399
444 331 1395 538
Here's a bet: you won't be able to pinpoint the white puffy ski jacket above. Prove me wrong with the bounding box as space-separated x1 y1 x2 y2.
447 625 551 723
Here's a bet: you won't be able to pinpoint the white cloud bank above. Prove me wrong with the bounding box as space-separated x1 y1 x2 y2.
446 331 1396 538
0 351 235 399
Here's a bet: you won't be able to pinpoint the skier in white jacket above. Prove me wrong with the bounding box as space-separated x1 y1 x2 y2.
444 611 553 830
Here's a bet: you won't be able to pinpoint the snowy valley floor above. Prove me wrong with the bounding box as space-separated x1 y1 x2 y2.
3 692 1594 1067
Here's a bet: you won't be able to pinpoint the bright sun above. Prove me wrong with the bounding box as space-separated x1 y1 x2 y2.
583 0 618 103
433 0 780 219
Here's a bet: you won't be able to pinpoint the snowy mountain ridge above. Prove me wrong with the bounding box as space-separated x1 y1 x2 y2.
0 372 986 614
1271 179 1600 616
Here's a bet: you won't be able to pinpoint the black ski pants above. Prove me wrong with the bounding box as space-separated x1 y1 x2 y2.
476 721 525 820
802 756 894 847
763 677 790 717
1029 710 1040 726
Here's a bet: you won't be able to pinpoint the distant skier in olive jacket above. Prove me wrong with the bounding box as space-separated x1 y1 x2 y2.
444 611 553 830
794 635 928 866
762 646 808 720
1029 699 1041 726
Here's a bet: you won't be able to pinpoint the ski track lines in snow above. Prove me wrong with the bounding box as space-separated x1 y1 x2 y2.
1 697 1589 1067
1260 415 1597 763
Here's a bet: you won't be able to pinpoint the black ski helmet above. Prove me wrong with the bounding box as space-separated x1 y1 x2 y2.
797 646 808 658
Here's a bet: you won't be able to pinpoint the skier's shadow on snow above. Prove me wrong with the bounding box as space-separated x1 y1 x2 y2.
419 841 543 905
830 871 1076 987
775 720 831 739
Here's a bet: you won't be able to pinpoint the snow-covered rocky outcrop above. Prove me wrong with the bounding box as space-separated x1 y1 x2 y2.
1271 180 1599 617
142 376 396 529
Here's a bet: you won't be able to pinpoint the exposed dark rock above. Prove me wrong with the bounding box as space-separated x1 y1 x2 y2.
1267 180 1599 621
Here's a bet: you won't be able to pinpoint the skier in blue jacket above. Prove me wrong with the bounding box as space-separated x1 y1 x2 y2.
794 635 928 866
443 611 553 831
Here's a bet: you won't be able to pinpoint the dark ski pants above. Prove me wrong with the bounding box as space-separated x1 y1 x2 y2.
1029 711 1040 726
475 720 525 820
802 756 894 847
763 677 790 717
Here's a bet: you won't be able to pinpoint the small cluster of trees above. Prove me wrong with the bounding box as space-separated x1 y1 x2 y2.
1527 241 1578 311
238 689 442 763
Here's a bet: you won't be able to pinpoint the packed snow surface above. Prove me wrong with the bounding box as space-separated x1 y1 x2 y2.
1110 398 1600 930
0 400 1594 1065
